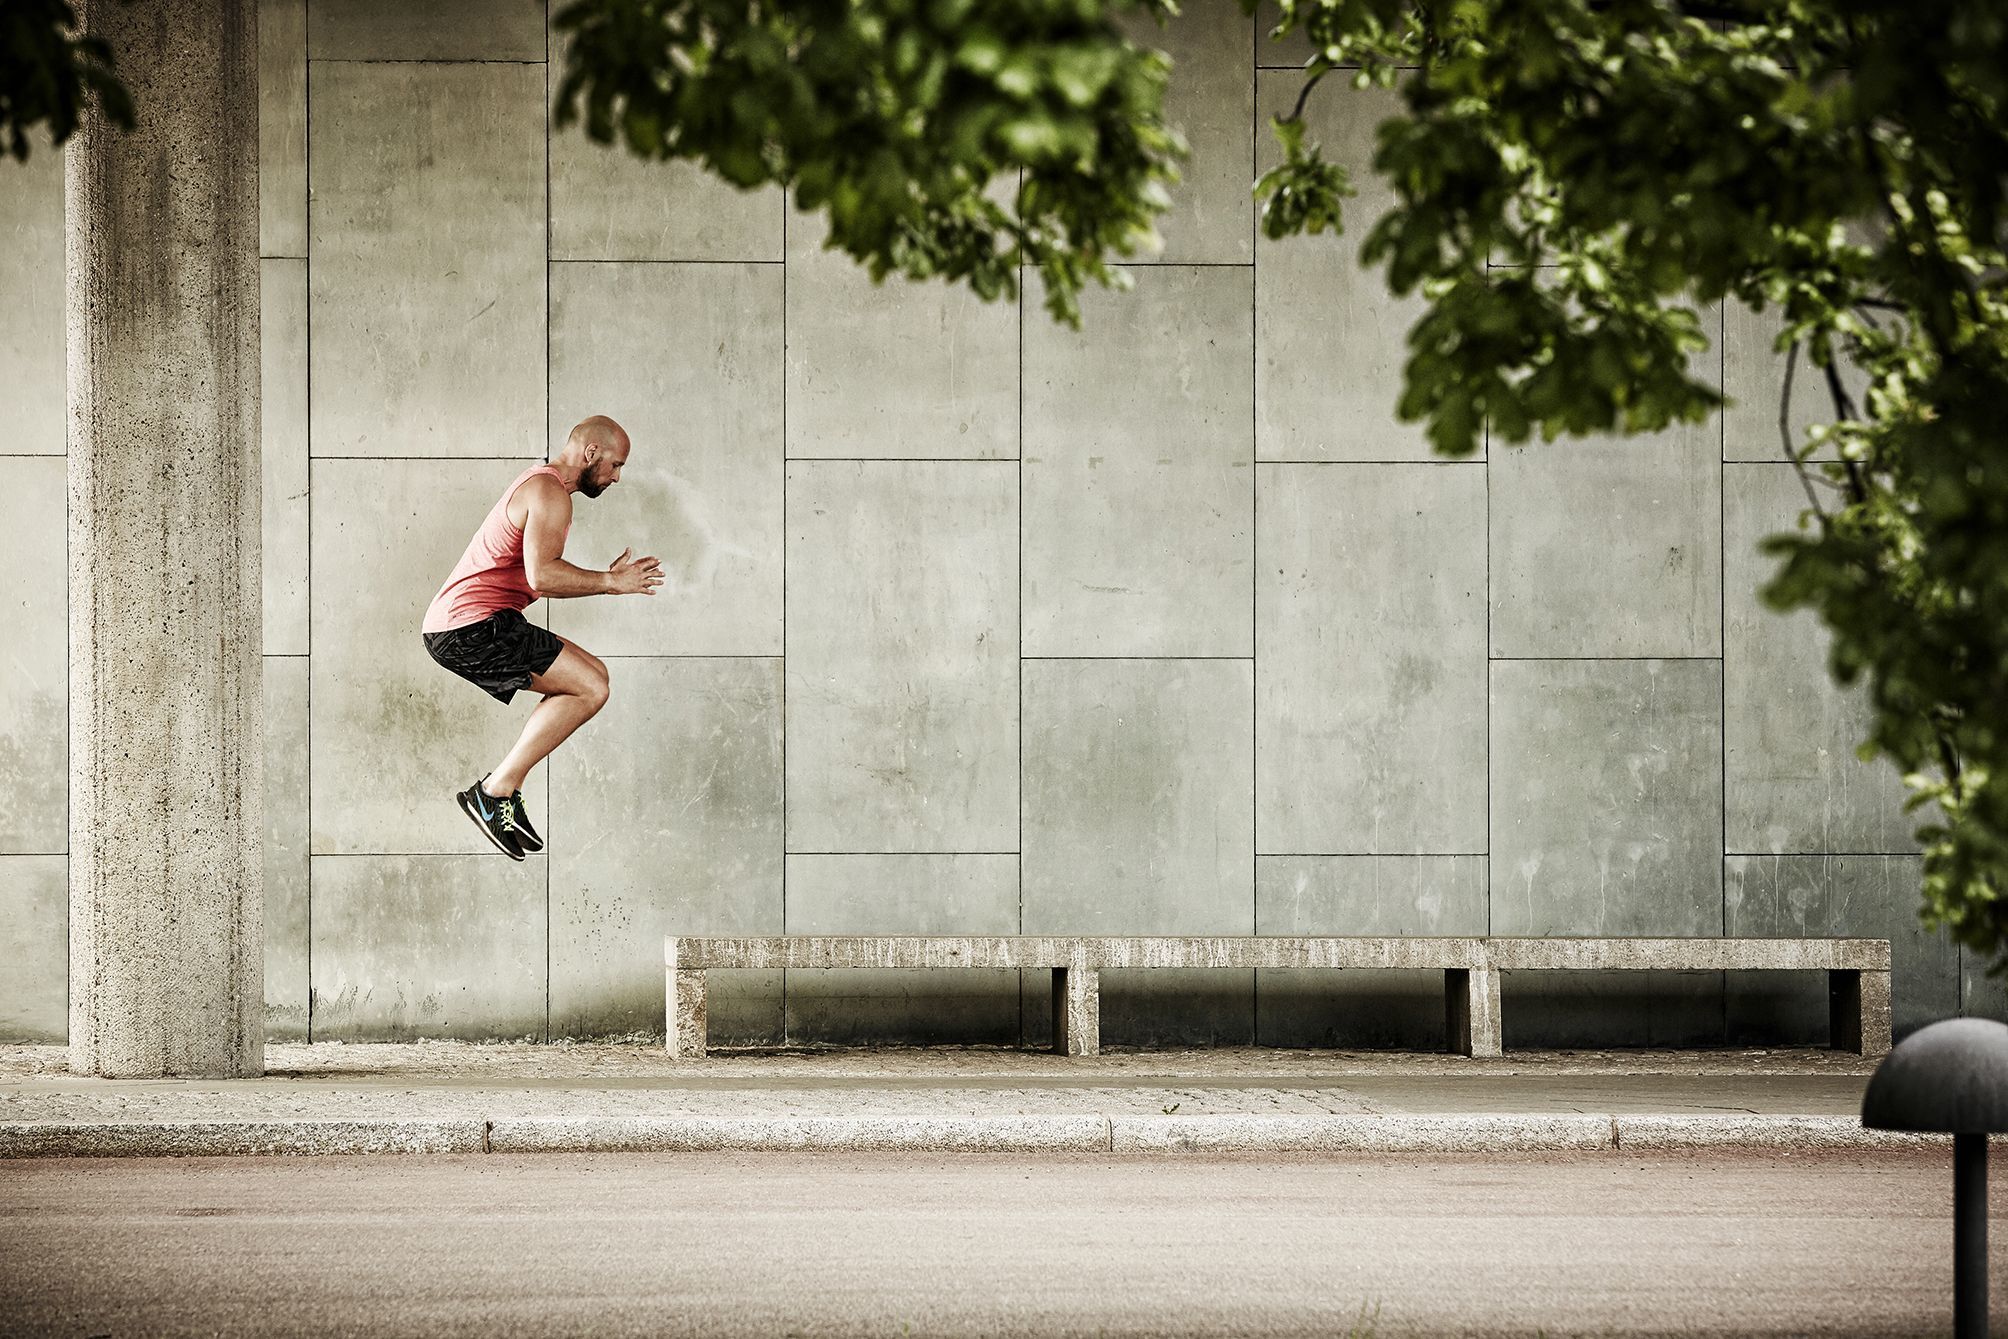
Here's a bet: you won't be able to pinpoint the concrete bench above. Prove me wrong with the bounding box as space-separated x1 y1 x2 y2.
664 934 1892 1059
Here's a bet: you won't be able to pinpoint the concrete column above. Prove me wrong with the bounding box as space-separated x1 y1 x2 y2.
67 0 263 1077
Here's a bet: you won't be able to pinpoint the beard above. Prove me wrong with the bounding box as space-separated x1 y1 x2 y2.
578 474 606 498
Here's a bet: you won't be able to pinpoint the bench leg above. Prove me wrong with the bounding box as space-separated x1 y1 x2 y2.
1053 967 1100 1057
669 968 708 1058
1831 968 1891 1058
1446 967 1503 1058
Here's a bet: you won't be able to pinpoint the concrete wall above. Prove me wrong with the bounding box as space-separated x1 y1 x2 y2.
0 0 1988 1046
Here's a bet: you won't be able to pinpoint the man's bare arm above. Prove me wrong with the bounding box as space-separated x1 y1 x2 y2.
521 476 663 598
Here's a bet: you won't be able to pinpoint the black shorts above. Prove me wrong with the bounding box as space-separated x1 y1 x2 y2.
423 609 564 704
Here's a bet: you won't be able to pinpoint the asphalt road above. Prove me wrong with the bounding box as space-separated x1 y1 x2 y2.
0 1148 1995 1337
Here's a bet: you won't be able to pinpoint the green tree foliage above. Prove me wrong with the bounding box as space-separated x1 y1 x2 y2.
1253 0 2008 965
551 0 1188 324
0 0 131 160
555 0 2008 964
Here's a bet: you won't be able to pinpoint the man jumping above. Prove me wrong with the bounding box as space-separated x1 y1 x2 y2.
420 415 663 859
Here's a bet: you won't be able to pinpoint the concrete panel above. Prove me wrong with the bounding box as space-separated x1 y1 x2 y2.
549 29 781 262
1963 948 2008 1025
1490 659 1723 936
1725 463 1912 853
784 207 1017 460
549 658 784 1042
1123 2 1254 263
0 855 66 1041
547 263 783 656
786 461 1018 852
1024 267 1253 656
0 458 66 853
1258 855 1488 935
1256 855 1488 1048
1489 423 1722 658
310 62 545 457
310 854 546 1041
1725 855 1952 1042
309 458 551 854
1255 0 1318 68
784 854 1020 1045
308 0 546 60
1722 300 1871 462
0 135 63 455
1256 75 1436 462
1501 971 1727 1048
264 657 310 1040
1256 462 1485 853
259 0 305 257
262 259 309 655
1023 658 1253 934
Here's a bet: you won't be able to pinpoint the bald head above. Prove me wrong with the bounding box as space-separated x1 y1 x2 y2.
558 414 631 498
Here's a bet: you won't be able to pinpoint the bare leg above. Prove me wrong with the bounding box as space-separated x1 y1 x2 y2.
483 639 609 796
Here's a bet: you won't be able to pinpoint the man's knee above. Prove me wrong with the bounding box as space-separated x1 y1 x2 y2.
583 666 611 713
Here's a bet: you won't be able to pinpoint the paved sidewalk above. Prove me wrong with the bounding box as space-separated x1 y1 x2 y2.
0 1041 1918 1157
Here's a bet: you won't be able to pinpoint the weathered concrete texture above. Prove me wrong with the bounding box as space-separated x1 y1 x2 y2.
260 259 309 655
1023 659 1254 936
1963 949 2008 1024
257 0 304 257
491 1115 1113 1154
1023 268 1253 656
1256 856 1487 1048
67 0 262 1079
1503 971 1729 1049
263 658 310 1042
1490 659 1724 936
1023 659 1255 1046
310 62 545 457
1256 463 1485 853
547 262 783 656
0 135 65 456
784 202 1017 460
1121 1 1253 263
1255 0 1318 68
1490 660 1725 1046
307 0 545 59
549 658 783 1042
1722 300 1873 463
785 461 1018 852
0 857 66 1042
1256 76 1437 461
1726 855 1950 1041
0 1119 485 1158
1113 1113 1613 1153
0 458 66 854
311 855 546 1041
1724 463 1913 854
310 459 551 853
548 31 782 262
1489 420 1722 657
783 855 1021 1046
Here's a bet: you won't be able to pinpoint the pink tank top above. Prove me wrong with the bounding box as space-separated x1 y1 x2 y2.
422 465 569 633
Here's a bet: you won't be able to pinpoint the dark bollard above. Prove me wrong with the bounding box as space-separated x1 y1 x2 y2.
1956 1132 1988 1336
1862 1017 2008 1339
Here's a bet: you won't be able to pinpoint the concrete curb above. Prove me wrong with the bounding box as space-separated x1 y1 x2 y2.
487 1115 1112 1154
1108 1113 1615 1153
0 1113 1943 1159
0 1119 486 1159
1613 1115 1934 1152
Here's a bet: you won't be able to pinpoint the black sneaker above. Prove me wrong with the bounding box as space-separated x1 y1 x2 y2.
506 786 543 853
457 781 525 860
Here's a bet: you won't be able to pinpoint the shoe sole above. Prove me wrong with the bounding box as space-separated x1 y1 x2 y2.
457 790 526 861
